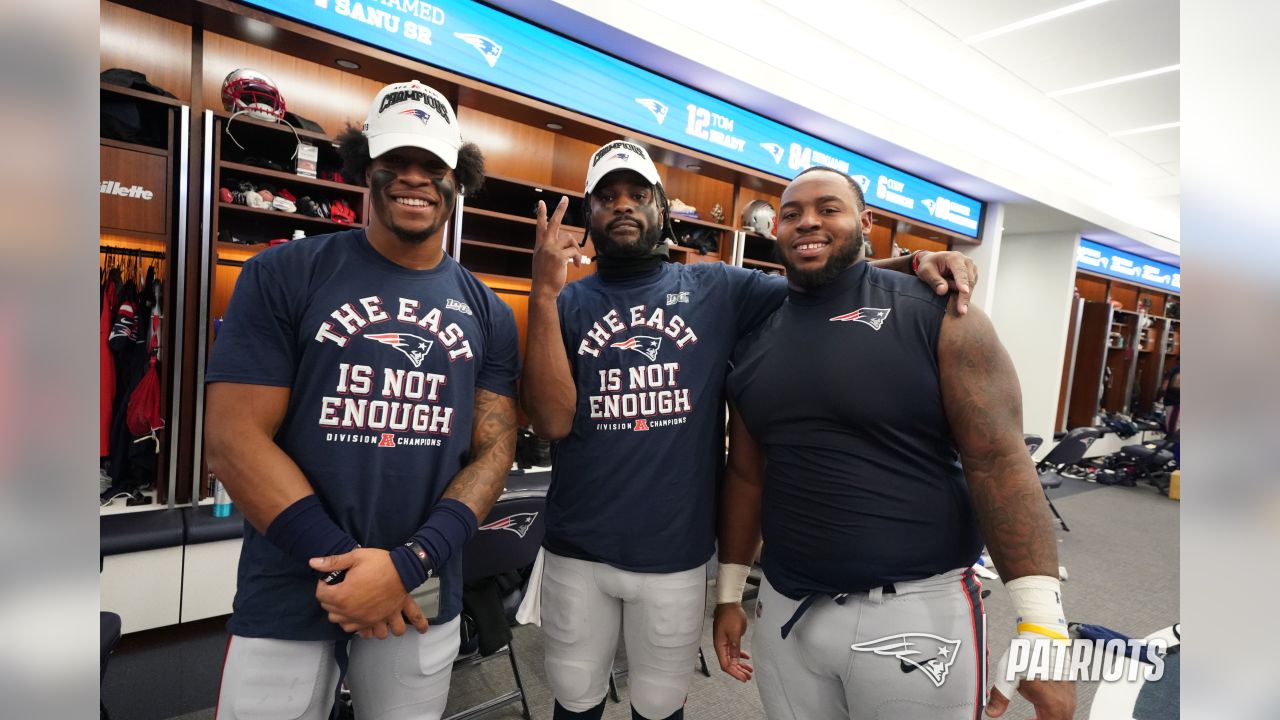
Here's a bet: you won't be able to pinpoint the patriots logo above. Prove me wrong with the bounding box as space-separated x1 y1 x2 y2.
364 333 434 368
760 142 785 164
400 108 432 124
480 512 538 538
850 633 961 688
610 335 662 361
635 98 669 124
454 32 503 68
852 174 871 194
829 307 891 330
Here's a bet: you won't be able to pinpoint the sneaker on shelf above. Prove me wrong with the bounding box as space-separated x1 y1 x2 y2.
272 195 297 213
669 198 698 217
296 196 324 217
330 199 356 224
244 191 271 210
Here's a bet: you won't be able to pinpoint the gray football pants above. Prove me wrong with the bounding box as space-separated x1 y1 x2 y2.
215 616 460 720
755 569 985 720
540 551 707 719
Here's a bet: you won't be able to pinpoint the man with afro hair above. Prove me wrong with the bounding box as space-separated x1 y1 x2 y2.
204 80 520 720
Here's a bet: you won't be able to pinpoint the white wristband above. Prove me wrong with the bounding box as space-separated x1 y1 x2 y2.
1006 575 1069 641
716 563 752 605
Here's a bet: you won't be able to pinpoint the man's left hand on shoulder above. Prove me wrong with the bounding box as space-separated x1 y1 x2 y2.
913 250 977 315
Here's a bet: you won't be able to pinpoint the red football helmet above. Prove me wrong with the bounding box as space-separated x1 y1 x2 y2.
221 68 286 122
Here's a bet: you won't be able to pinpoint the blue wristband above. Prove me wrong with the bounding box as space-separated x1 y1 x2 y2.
265 495 359 567
389 498 479 592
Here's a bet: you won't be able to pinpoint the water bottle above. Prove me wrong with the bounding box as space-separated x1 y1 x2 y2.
211 473 232 518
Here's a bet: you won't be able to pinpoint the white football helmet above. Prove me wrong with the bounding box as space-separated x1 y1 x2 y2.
741 199 776 240
221 68 286 122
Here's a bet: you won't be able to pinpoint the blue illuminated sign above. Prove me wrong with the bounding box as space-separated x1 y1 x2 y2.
1077 239 1180 293
245 0 984 237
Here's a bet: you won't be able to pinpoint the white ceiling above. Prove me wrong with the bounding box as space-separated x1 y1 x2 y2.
489 0 1180 262
901 0 1180 197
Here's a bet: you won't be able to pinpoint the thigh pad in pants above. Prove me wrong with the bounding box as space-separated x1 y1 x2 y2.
216 637 338 720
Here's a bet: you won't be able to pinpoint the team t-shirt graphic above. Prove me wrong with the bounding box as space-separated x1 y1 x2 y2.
544 263 786 573
574 303 699 431
310 294 479 448
203 229 519 640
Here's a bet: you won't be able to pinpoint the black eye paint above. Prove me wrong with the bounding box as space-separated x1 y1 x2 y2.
431 174 457 211
370 169 396 195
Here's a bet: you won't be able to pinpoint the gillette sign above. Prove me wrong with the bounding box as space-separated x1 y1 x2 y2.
1077 239 1180 292
241 0 984 238
100 180 155 200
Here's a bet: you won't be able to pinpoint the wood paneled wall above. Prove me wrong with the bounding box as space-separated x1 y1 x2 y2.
101 0 192 101
868 222 894 260
1076 275 1109 303
549 135 598 192
1109 284 1138 311
661 165 733 221
460 107 557 186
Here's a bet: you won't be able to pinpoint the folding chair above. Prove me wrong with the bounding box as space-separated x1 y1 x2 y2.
444 475 548 720
1034 426 1102 532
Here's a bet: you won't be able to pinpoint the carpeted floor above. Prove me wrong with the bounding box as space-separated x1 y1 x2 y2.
104 476 1179 720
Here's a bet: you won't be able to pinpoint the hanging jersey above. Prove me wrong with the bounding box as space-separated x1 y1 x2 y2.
727 261 982 600
547 262 786 572
100 279 117 457
206 229 519 641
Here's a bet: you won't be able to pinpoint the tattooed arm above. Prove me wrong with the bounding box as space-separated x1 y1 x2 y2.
938 305 1075 720
937 302 1057 580
443 387 519 519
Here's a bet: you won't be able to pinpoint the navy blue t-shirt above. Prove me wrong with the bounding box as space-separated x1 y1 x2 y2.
727 261 983 600
205 229 519 640
546 262 786 572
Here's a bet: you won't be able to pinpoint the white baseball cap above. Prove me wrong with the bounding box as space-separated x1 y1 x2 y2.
363 80 462 168
585 140 662 194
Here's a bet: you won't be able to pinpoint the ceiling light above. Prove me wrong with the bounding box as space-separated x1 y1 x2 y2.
1047 64 1179 97
965 0 1114 44
686 163 702 171
335 59 360 69
545 122 563 130
1109 121 1180 138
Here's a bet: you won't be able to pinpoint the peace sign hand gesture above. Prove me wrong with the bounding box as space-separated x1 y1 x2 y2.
531 196 583 299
